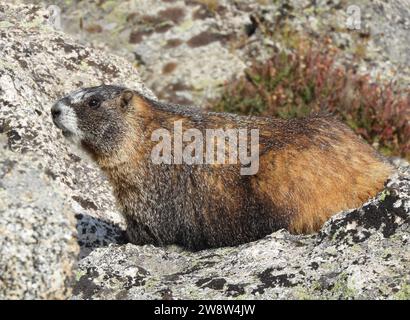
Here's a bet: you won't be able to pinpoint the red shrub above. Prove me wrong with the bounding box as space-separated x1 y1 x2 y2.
212 42 410 160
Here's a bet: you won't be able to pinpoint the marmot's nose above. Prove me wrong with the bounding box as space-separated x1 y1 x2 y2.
51 104 62 119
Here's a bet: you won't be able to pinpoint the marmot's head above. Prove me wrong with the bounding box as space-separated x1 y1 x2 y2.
51 85 138 158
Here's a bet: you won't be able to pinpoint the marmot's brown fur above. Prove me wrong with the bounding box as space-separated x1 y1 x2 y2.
51 85 393 250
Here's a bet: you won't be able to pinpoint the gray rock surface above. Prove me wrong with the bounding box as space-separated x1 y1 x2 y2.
0 1 151 298
0 148 78 299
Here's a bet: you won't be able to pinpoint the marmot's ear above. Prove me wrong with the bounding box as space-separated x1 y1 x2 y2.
120 90 134 110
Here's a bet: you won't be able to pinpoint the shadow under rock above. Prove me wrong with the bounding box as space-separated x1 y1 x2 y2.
75 213 127 259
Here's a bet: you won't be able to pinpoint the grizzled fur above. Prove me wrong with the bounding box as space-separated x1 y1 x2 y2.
52 85 393 250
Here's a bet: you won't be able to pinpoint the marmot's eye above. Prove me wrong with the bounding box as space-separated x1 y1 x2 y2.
88 98 101 108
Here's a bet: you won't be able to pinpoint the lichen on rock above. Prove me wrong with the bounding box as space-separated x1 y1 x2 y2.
0 148 78 299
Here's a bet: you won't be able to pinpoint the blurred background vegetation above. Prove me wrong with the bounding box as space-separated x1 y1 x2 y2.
211 38 410 160
19 0 410 160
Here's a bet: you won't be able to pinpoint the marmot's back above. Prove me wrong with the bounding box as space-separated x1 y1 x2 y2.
253 115 392 234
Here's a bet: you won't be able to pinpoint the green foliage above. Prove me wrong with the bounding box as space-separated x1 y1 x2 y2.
211 41 410 160
395 283 410 300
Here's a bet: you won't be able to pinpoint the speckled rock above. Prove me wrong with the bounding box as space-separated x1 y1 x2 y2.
0 2 152 298
0 148 78 299
72 164 410 300
17 0 252 105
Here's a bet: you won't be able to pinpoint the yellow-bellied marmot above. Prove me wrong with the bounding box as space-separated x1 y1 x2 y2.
51 85 393 250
